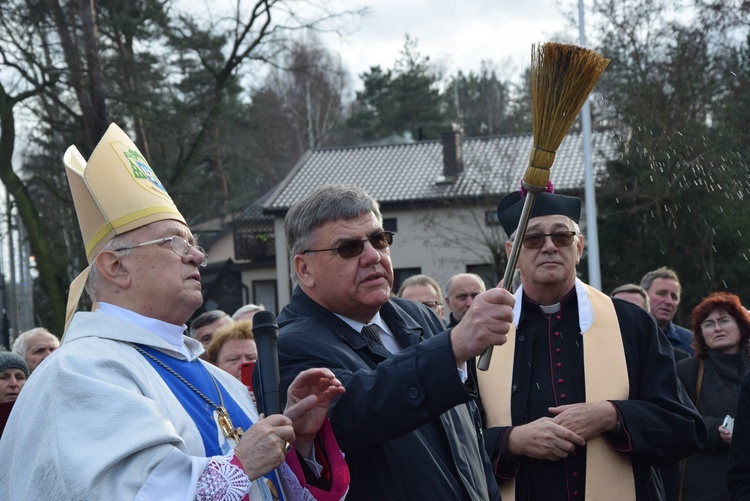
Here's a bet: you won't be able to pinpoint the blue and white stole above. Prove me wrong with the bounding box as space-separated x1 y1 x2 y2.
137 345 285 500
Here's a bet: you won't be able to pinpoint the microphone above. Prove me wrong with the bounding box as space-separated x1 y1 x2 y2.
251 310 282 415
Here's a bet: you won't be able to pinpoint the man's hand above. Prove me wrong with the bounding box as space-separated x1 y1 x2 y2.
284 368 345 457
548 401 620 440
506 417 586 461
450 287 515 365
234 414 295 480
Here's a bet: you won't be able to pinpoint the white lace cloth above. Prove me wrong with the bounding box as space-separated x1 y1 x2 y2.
195 453 319 501
196 455 251 500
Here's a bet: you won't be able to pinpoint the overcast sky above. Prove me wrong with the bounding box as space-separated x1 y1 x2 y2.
177 0 581 89
321 0 579 88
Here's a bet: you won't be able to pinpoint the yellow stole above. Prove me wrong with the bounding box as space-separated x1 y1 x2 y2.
477 283 636 500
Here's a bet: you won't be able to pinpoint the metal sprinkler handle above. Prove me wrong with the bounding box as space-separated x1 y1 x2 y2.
477 184 542 371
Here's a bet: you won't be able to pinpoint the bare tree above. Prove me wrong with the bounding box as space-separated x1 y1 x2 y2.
241 32 349 192
0 0 367 331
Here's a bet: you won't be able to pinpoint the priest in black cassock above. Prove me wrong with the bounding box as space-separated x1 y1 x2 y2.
477 188 706 500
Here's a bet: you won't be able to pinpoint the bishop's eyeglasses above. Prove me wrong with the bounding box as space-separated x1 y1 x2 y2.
115 236 208 267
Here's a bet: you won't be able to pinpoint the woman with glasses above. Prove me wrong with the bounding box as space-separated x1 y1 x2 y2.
677 292 750 500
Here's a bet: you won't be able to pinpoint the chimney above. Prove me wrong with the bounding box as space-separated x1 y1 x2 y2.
437 128 463 184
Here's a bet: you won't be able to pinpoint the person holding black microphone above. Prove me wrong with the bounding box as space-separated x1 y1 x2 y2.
0 124 350 500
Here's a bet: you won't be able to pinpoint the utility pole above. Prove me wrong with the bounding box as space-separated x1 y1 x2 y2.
16 215 34 330
6 190 18 339
0 273 9 350
579 0 602 290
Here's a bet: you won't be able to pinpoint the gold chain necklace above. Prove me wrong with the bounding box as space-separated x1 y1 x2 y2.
131 344 244 441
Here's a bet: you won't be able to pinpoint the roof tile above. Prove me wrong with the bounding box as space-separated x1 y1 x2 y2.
266 131 618 211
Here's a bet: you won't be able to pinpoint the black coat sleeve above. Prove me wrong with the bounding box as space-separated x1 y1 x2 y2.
728 371 750 499
607 303 706 466
278 304 475 453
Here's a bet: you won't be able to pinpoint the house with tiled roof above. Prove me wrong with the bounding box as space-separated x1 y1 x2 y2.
192 188 280 318
218 129 618 310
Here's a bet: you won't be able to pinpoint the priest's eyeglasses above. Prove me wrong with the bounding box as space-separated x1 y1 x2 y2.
115 236 208 267
302 231 395 259
522 231 578 249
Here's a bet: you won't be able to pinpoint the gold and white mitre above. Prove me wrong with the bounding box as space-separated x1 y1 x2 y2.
63 123 186 331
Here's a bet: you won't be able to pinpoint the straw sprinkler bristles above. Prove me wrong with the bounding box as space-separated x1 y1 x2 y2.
524 42 610 188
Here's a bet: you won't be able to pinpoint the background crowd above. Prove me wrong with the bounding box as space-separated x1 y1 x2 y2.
0 129 746 499
2 254 749 500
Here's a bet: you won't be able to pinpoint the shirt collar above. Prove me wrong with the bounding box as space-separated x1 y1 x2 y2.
97 302 193 357
515 278 595 334
333 311 401 355
334 311 392 336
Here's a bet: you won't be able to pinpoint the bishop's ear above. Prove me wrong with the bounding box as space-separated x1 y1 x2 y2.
93 249 132 289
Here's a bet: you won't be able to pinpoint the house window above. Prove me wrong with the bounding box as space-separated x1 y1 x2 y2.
383 218 398 233
485 210 500 226
252 280 278 315
393 267 420 294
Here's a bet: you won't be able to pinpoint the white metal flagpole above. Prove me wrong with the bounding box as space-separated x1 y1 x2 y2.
579 0 602 289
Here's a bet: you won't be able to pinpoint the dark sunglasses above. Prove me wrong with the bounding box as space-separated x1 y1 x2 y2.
302 231 395 259
522 231 577 249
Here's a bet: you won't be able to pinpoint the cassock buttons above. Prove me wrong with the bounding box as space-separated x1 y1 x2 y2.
556 362 563 368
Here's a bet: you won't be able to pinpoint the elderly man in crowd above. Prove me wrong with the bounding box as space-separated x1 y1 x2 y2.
0 124 349 500
445 273 487 327
277 184 515 500
189 309 232 356
12 327 59 374
233 304 265 322
397 273 445 320
477 188 705 500
610 283 650 311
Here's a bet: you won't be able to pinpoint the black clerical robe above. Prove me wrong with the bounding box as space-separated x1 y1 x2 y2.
480 285 705 500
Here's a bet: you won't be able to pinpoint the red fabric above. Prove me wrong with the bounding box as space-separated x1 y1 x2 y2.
285 419 350 501
313 433 332 485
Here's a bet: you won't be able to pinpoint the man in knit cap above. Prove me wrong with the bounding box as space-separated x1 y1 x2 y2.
0 351 28 403
0 124 348 500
